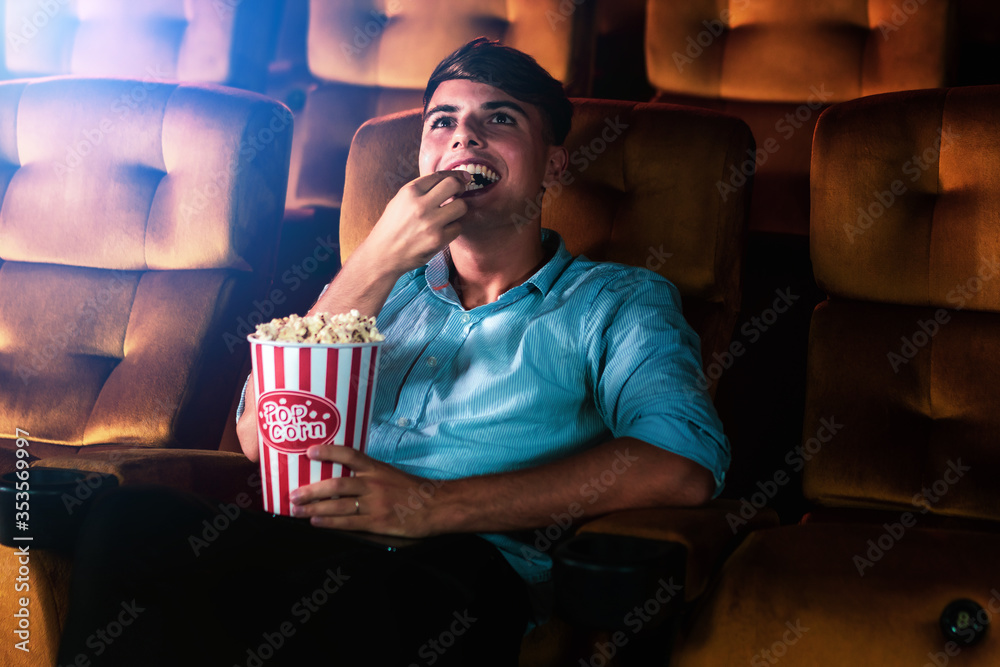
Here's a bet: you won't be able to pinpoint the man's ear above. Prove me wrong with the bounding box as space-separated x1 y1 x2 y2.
542 145 569 188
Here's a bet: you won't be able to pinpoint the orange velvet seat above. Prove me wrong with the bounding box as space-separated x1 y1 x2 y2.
3 0 282 90
0 77 291 458
645 0 952 235
670 84 1000 666
0 75 291 667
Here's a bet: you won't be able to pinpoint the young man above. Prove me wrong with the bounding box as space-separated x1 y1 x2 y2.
238 36 725 556
59 39 728 666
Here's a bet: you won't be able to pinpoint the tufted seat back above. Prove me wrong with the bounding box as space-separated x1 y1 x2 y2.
3 0 280 90
0 77 292 457
805 85 1000 520
668 83 1000 667
339 100 754 377
287 0 582 210
645 0 952 235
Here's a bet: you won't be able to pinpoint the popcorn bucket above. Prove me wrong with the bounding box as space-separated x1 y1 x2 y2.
248 336 382 516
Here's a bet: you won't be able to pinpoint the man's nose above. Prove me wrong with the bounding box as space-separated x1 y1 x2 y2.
452 121 483 148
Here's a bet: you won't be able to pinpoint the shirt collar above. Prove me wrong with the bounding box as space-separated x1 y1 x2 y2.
423 228 572 305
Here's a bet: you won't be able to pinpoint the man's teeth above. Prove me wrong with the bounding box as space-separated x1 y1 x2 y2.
453 164 499 191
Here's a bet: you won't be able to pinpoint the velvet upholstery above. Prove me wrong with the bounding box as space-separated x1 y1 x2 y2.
340 100 755 375
0 77 292 457
3 0 281 91
806 85 1000 517
671 85 1000 666
646 0 951 234
286 0 585 210
0 77 290 667
676 524 1000 665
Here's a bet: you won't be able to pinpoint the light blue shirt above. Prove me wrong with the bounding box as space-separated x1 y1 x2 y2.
367 228 729 620
240 228 730 624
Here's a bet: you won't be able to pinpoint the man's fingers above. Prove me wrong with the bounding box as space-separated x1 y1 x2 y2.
291 476 365 505
306 444 373 470
412 170 470 199
291 496 358 518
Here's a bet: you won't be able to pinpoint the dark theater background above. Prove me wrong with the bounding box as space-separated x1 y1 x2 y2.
2 1 1000 665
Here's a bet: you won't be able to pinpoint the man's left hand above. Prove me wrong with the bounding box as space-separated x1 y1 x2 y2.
289 445 444 538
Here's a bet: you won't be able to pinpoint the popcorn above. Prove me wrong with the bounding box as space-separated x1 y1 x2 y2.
252 310 385 344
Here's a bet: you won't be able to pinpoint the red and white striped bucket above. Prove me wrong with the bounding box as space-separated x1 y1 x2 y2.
248 337 382 516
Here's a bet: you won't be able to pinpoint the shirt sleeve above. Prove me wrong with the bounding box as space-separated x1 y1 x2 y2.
235 374 250 424
583 269 731 495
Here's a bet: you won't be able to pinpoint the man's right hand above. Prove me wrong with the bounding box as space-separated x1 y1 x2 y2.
361 171 472 275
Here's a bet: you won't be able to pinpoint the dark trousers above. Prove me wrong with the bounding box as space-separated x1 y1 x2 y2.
57 486 531 667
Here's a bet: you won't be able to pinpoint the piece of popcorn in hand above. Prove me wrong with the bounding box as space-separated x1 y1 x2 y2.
252 310 385 344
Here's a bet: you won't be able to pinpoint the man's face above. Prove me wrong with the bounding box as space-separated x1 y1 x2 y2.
419 79 565 228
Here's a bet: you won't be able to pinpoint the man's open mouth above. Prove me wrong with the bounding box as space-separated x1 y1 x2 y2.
452 163 500 192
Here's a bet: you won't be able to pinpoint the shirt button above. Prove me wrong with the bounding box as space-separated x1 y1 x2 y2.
397 417 410 427
427 356 437 367
461 314 470 323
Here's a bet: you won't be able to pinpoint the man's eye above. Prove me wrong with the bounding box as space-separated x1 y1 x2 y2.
491 113 515 125
429 117 454 129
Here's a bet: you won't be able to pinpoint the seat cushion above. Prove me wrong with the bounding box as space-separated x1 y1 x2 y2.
674 523 1000 666
812 85 1000 309
802 299 1000 521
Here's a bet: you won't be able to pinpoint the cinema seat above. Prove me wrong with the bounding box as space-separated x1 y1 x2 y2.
337 99 777 666
3 0 282 91
668 84 1000 666
645 0 952 236
0 76 291 667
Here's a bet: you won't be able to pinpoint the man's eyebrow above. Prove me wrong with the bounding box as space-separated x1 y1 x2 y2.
424 100 529 120
424 104 458 120
482 100 528 118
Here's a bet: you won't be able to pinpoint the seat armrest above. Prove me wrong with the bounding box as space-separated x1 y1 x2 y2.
574 499 779 600
33 449 260 507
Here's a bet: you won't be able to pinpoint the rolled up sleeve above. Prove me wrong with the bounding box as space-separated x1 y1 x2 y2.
584 271 731 495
